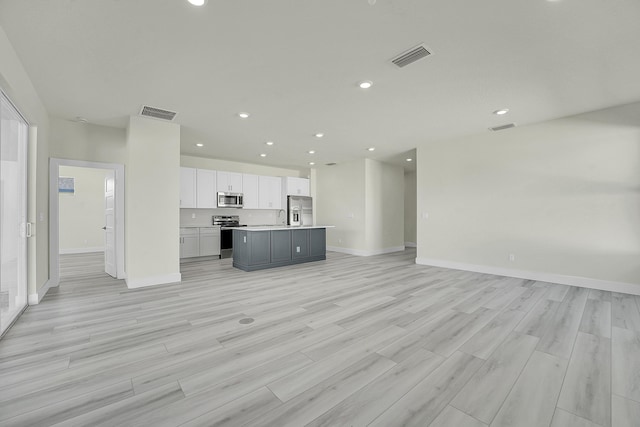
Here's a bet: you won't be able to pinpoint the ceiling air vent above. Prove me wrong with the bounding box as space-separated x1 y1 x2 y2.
139 105 178 121
325 162 337 166
489 123 516 132
392 45 431 68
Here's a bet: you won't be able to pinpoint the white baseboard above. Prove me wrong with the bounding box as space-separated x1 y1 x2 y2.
126 273 182 289
415 257 640 296
28 278 59 305
327 245 406 257
405 242 417 248
59 247 104 255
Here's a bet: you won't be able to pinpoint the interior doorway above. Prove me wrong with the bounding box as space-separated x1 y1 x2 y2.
58 165 114 276
49 159 125 287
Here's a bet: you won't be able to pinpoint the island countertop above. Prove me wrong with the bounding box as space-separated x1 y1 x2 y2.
228 225 335 231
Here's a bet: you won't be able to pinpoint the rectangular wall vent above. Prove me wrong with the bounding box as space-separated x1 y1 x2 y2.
489 123 516 132
392 45 431 68
139 105 177 121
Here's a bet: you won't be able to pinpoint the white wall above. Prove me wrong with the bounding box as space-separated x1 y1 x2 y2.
0 24 50 299
58 166 108 253
316 158 404 256
404 171 417 246
50 118 127 164
365 159 405 252
317 159 367 252
181 155 306 178
416 101 640 293
125 116 181 288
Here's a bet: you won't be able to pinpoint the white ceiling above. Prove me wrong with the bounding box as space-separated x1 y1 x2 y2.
1 0 640 171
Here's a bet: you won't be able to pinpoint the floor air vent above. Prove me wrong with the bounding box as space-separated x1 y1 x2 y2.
139 105 178 121
489 123 516 132
392 45 431 68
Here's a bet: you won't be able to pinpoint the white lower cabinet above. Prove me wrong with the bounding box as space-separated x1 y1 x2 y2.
180 227 221 259
180 228 199 258
199 228 221 256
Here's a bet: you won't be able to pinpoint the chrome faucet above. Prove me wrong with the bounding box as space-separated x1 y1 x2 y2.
277 209 286 224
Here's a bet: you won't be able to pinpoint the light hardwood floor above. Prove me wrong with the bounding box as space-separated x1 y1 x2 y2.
0 249 639 426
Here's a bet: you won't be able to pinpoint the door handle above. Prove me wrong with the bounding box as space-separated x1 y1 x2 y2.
102 226 107 230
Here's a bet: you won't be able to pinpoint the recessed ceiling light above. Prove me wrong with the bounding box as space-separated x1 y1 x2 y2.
359 81 373 89
406 158 413 162
309 162 315 166
196 143 204 147
308 150 316 154
238 112 250 119
493 109 509 115
260 153 267 157
314 133 324 138
188 0 207 5
367 147 375 151
265 141 274 146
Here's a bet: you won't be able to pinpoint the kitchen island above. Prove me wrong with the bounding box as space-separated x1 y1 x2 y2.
232 226 333 271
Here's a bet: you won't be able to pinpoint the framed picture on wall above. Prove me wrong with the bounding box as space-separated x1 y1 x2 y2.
58 176 75 194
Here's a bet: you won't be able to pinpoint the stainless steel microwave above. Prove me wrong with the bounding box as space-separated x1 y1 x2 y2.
217 192 243 208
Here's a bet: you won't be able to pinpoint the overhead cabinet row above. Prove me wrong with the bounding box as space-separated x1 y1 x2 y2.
180 167 309 209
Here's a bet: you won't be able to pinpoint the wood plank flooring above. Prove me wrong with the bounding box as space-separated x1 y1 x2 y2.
0 249 639 426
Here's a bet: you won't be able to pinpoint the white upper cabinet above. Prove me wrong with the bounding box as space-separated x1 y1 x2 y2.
196 169 217 208
180 167 196 208
259 176 282 209
242 173 259 209
283 177 310 196
217 171 243 193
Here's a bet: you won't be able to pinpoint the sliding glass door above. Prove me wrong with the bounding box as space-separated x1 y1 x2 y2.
0 91 28 337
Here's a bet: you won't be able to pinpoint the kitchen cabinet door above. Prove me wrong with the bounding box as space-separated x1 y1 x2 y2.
196 169 217 208
199 228 220 256
309 228 326 257
283 177 310 196
180 228 199 258
242 174 259 209
270 230 291 262
291 229 309 259
180 167 196 208
217 171 243 193
258 176 282 209
297 178 310 196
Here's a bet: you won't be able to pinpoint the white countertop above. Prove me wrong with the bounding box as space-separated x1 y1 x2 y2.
230 225 335 231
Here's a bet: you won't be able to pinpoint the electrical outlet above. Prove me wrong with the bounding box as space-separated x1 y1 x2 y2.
509 254 515 262
296 246 300 253
338 238 342 244
191 213 196 219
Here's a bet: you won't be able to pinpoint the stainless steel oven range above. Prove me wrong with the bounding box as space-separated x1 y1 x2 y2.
213 215 246 258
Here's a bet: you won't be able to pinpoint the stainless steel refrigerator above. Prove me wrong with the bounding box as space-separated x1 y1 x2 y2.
287 196 313 226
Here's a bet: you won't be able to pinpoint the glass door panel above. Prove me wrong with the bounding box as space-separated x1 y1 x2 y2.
0 91 28 337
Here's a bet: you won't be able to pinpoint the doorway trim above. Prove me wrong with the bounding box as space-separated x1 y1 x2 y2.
49 158 126 288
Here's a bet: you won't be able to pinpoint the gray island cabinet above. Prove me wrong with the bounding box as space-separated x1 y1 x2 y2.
232 226 329 271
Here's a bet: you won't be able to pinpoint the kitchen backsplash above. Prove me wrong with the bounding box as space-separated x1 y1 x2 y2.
180 208 287 227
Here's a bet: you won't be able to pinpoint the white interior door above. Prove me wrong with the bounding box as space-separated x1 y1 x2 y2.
0 91 28 337
104 171 116 277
